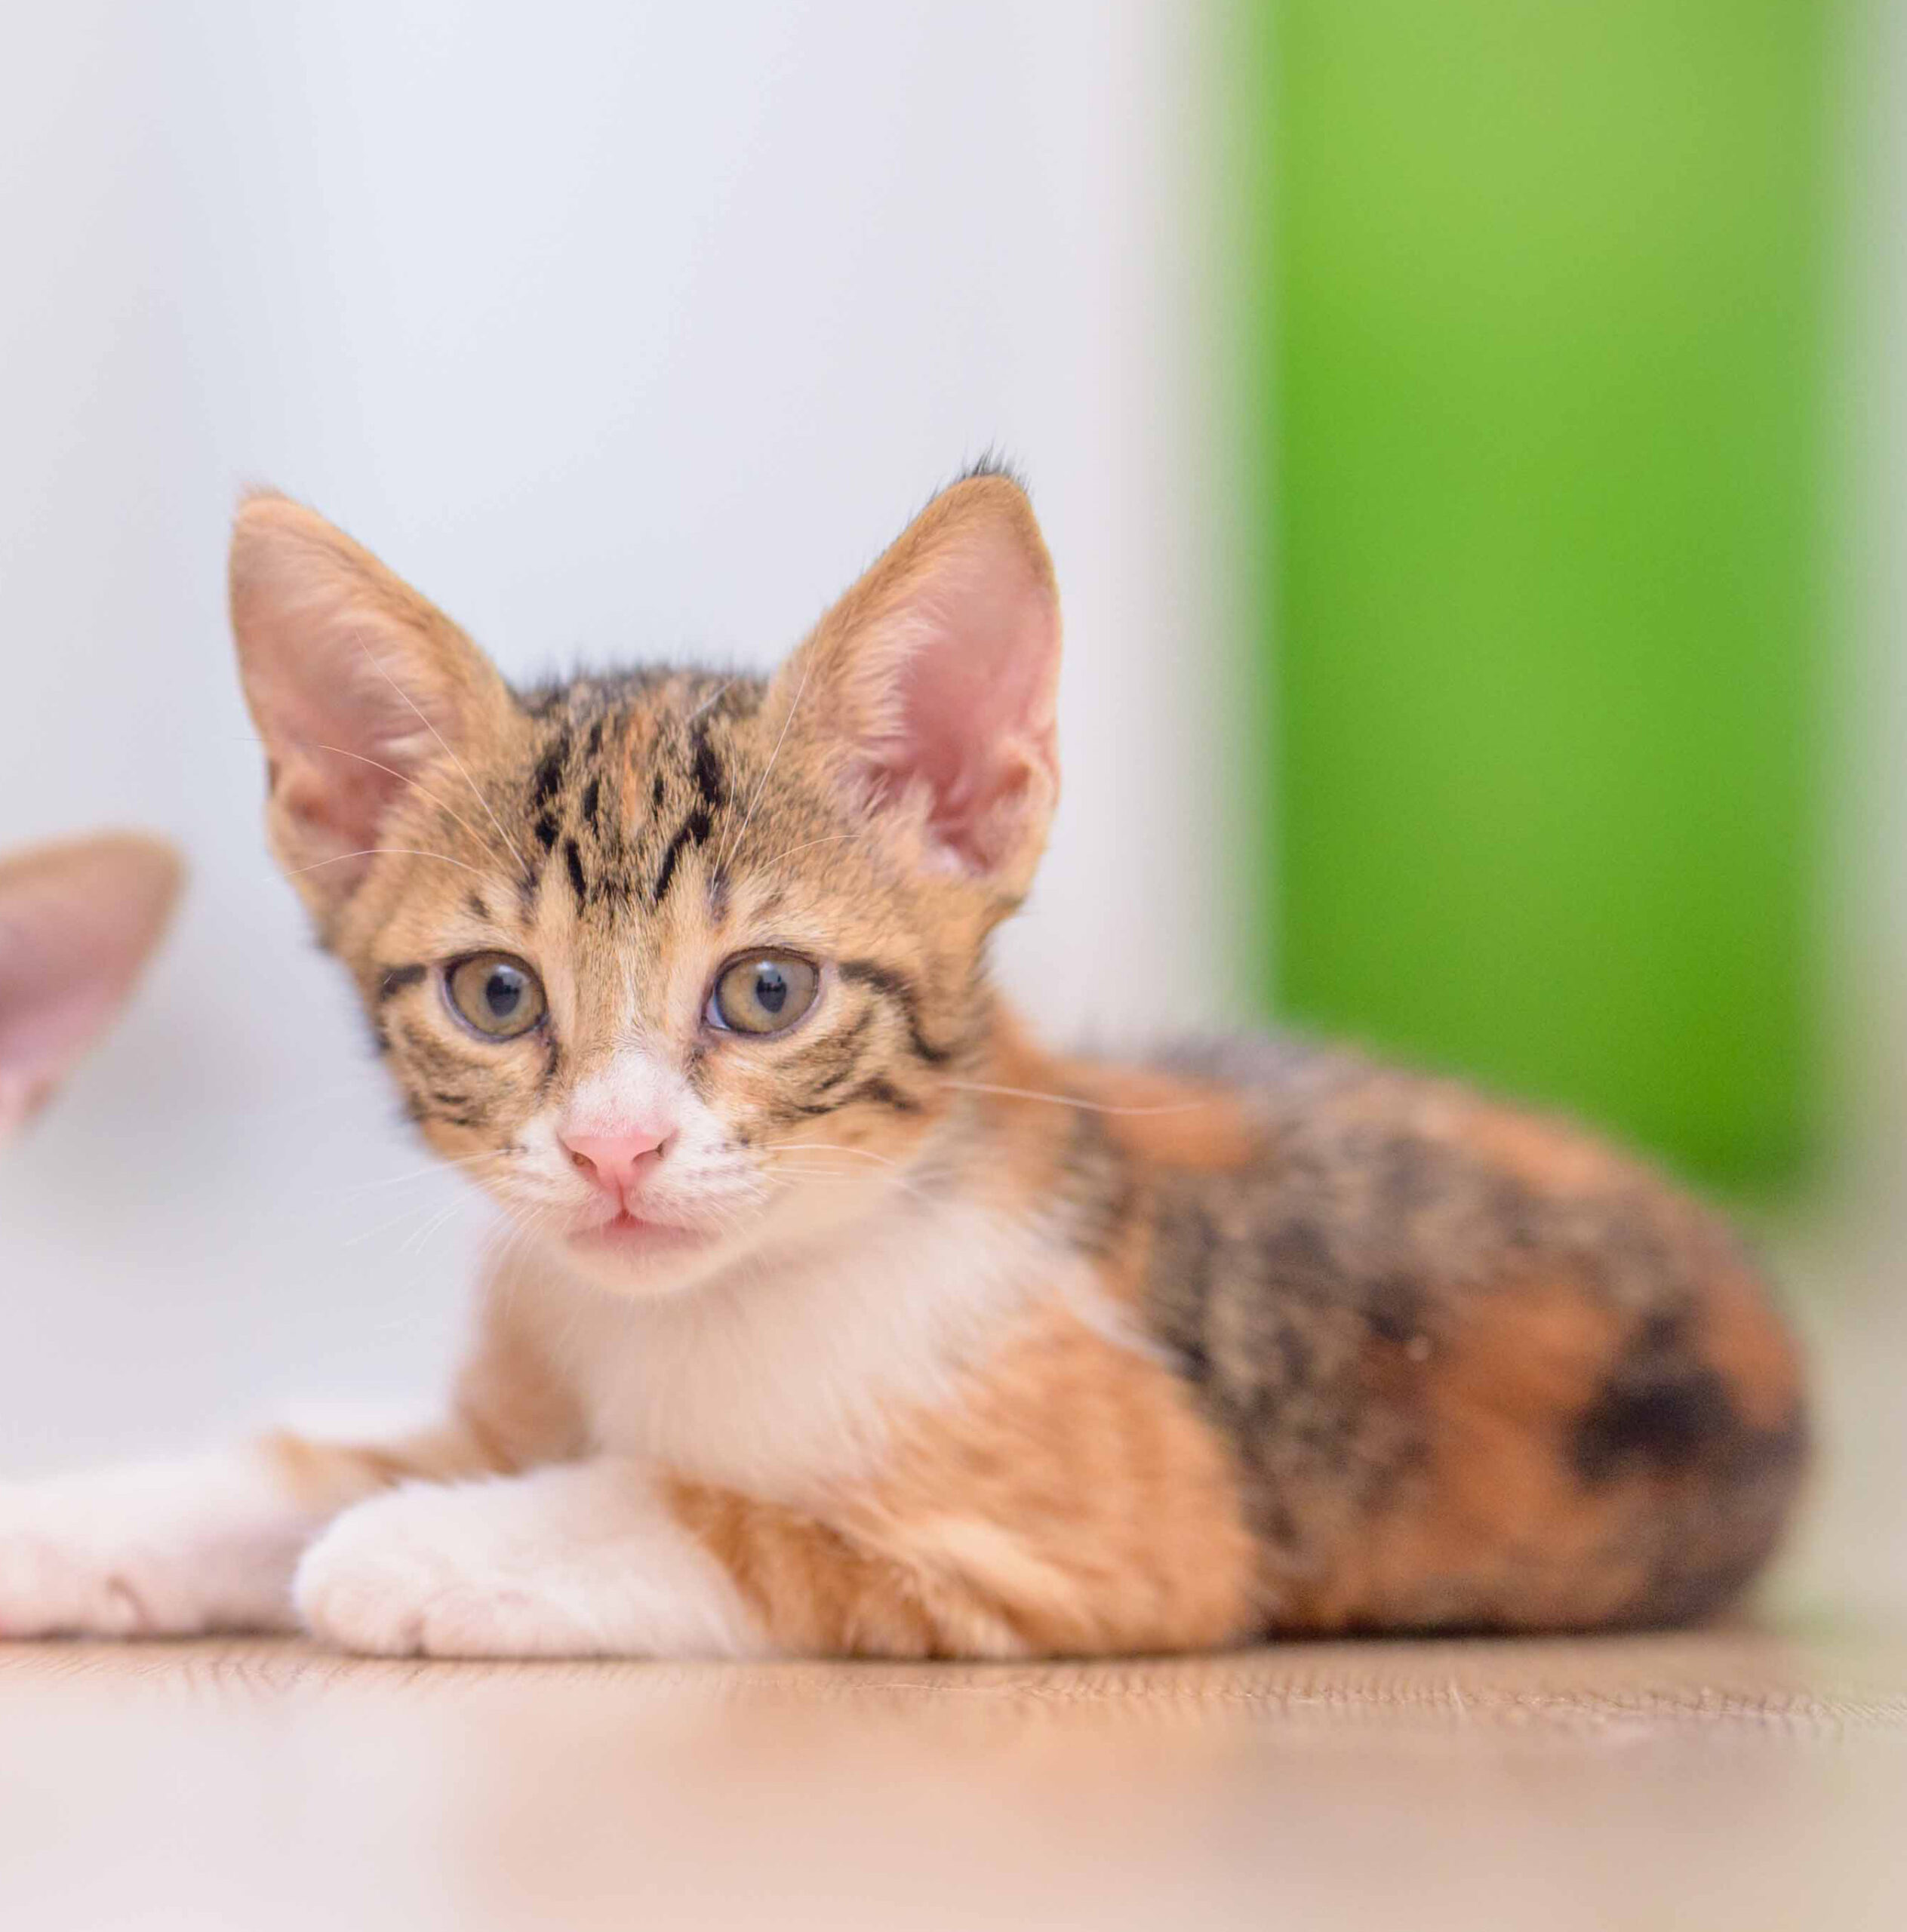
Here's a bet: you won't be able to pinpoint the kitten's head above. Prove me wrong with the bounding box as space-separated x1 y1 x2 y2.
0 832 183 1144
229 472 1061 1295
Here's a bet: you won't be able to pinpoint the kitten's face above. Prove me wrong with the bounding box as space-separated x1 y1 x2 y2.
0 834 182 1145
230 475 1061 1297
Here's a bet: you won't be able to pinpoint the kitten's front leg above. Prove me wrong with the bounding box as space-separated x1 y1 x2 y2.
0 1449 321 1638
0 1422 493 1640
294 1460 767 1659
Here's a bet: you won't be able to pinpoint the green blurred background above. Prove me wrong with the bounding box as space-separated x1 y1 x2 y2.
1252 2 1839 1194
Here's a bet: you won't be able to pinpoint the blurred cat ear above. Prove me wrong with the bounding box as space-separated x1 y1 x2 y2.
229 493 514 920
774 469 1063 897
0 833 183 1140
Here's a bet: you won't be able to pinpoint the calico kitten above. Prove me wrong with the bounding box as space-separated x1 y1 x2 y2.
0 832 182 1143
0 473 1805 1655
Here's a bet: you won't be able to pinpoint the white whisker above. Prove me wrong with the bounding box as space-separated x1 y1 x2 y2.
350 623 525 874
397 1195 469 1259
287 848 488 879
718 654 810 875
685 677 736 722
345 1149 514 1195
942 1077 1210 1117
755 832 866 871
291 737 515 877
343 1194 464 1250
758 1140 900 1166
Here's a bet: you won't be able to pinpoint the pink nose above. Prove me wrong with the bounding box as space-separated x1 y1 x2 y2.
561 1128 669 1200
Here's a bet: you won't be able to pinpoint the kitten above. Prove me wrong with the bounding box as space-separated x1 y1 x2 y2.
0 472 1805 1656
0 832 182 1143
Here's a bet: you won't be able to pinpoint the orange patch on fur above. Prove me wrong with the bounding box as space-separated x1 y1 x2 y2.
672 1297 1263 1660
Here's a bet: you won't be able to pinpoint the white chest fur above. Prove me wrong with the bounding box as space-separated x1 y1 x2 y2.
537 1197 1045 1503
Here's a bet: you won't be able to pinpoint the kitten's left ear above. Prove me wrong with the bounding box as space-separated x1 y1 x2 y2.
0 833 183 1139
774 469 1062 898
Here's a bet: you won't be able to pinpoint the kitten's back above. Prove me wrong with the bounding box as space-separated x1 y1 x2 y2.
1116 1032 1807 1632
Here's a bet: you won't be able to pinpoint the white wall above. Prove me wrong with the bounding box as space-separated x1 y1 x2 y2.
0 3 1228 1466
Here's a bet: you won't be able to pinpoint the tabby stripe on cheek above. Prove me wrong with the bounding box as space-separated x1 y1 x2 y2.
564 836 589 909
795 1075 922 1118
798 1010 873 1100
378 964 428 1001
836 959 953 1064
393 1022 489 1090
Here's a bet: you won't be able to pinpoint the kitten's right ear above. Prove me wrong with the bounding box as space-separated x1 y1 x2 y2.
229 492 513 921
0 833 183 1141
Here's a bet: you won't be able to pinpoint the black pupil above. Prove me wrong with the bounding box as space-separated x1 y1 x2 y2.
485 968 522 1019
754 964 787 1014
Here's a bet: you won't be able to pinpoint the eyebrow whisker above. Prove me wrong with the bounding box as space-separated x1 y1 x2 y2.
286 849 490 878
350 623 528 879
717 654 810 876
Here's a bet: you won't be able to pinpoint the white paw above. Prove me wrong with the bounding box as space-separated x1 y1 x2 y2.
294 1484 592 1657
294 1463 764 1660
0 1454 315 1638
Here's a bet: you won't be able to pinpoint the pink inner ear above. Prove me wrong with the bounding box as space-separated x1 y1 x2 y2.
267 660 427 857
230 499 475 884
870 531 1060 872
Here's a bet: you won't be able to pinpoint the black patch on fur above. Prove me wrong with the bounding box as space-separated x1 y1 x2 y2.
534 812 558 852
691 720 725 809
652 771 666 810
1573 1359 1739 1485
1363 1276 1426 1348
530 733 571 814
586 717 606 758
580 776 601 827
837 958 952 1065
466 892 490 923
564 837 589 909
378 964 428 1001
1058 1112 1141 1262
954 448 1029 495
1150 1194 1223 1386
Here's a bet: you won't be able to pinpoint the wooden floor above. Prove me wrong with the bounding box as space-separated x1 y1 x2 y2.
6 1242 1905 1930
4 1619 1905 1930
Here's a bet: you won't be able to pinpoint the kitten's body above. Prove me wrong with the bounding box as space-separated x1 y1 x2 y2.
0 477 1805 1655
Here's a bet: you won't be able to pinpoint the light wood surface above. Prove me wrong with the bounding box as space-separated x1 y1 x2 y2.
3 1619 1905 1930
5 1247 1903 1931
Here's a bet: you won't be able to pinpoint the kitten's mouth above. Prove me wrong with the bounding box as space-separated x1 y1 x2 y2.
567 1209 709 1260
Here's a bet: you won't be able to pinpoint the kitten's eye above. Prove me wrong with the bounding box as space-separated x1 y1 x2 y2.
709 952 820 1036
444 953 546 1039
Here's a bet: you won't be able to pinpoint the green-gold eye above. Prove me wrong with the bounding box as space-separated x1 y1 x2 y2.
444 953 547 1039
708 952 820 1037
